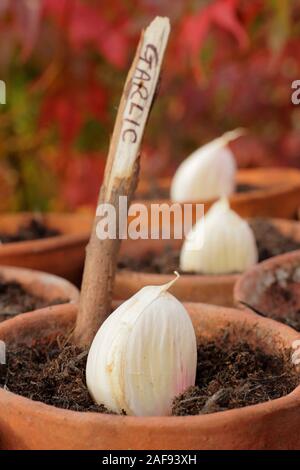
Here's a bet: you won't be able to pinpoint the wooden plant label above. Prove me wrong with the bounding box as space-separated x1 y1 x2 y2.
74 17 170 347
105 16 171 198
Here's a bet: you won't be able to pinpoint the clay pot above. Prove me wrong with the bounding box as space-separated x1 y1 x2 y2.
0 302 299 450
0 266 79 319
115 219 300 307
0 213 92 284
117 237 237 306
234 249 300 324
136 168 300 220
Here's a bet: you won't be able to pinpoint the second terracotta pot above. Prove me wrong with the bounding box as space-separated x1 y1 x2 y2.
0 212 92 285
0 302 299 449
115 218 300 307
136 168 300 220
0 266 79 321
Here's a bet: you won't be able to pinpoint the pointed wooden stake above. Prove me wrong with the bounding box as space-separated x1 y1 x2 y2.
74 17 170 348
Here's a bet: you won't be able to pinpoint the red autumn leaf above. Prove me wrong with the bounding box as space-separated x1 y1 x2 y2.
180 0 249 78
0 0 9 16
39 67 107 148
0 0 42 60
98 25 130 69
43 0 73 26
239 0 264 26
212 0 249 49
67 1 130 68
86 80 107 121
61 153 105 209
67 1 105 47
40 92 83 147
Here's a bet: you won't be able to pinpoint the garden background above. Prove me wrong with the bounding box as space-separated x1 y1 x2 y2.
0 0 299 211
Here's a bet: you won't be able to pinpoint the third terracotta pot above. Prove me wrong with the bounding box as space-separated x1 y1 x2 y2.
0 265 79 321
0 302 299 450
115 218 300 307
234 249 300 329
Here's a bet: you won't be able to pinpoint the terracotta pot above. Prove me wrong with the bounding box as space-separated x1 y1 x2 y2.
0 266 79 320
234 249 300 323
0 302 299 450
115 219 300 307
0 213 92 285
135 168 300 221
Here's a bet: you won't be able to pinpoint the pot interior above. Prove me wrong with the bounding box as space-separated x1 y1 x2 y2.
236 252 300 329
0 268 78 322
0 213 92 238
118 219 300 272
136 168 300 201
0 304 299 417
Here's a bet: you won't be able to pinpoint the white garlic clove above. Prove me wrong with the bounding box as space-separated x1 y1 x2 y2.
180 198 258 274
86 273 197 416
170 129 245 202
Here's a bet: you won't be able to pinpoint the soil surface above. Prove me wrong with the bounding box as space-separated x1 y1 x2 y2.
118 244 179 274
0 218 60 243
136 184 169 200
172 337 298 416
118 218 300 275
136 183 261 200
0 334 297 415
0 337 109 413
249 218 300 262
0 278 67 322
250 281 300 331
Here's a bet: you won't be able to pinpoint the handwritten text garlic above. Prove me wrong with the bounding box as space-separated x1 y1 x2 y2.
170 129 244 202
180 198 258 274
86 274 197 416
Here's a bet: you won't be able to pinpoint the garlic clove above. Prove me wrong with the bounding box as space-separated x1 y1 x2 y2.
86 273 197 416
180 198 258 274
170 129 245 202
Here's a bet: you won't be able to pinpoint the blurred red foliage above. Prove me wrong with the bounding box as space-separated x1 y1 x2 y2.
0 0 299 210
61 151 105 209
180 0 249 79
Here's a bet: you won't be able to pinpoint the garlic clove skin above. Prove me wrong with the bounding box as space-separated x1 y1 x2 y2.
86 275 197 416
180 198 258 275
170 129 244 202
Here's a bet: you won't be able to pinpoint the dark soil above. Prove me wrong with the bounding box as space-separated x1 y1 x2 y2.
236 183 261 193
172 338 298 416
136 184 169 200
251 282 300 331
118 244 178 274
0 278 67 322
136 183 261 200
0 218 60 243
249 218 300 262
0 334 297 416
0 337 109 413
118 218 300 274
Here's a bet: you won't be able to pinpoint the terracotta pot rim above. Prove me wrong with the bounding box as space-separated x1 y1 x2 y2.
240 247 300 272
118 218 300 283
0 212 90 255
137 168 300 204
234 248 300 309
0 265 80 306
0 232 89 256
117 269 240 283
1 303 299 428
